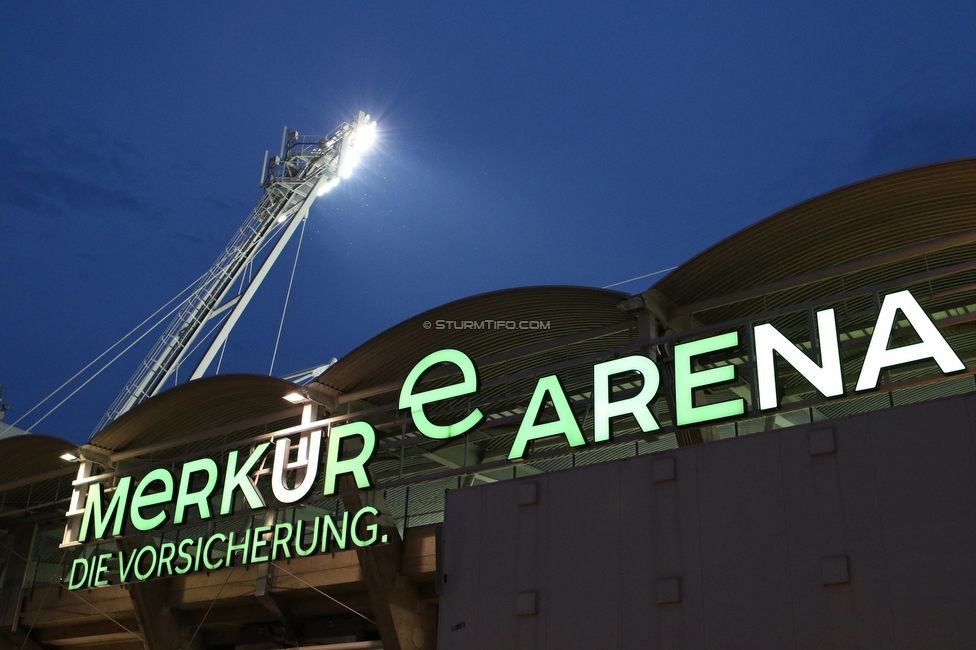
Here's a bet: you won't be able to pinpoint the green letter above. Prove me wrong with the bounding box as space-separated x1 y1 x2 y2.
593 355 661 443
118 550 137 583
250 526 271 564
67 558 89 590
157 542 176 577
295 518 319 557
133 545 158 581
93 553 111 587
399 349 484 439
203 533 226 570
272 523 294 560
79 476 132 542
174 458 218 524
129 468 174 532
220 443 269 516
324 422 376 496
674 331 745 427
508 375 585 460
322 512 349 552
175 540 194 575
352 506 379 547
227 528 251 565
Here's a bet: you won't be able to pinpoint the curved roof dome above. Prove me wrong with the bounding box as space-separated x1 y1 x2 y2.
313 285 630 397
0 433 76 486
89 374 302 454
651 158 976 324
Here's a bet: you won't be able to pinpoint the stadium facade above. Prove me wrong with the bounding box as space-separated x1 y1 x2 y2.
3 158 976 649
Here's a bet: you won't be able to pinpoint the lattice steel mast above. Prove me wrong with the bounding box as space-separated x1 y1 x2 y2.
93 111 377 435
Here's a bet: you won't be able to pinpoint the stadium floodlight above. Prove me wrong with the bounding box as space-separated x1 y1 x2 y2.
356 118 377 150
317 177 341 196
94 111 378 436
339 152 360 178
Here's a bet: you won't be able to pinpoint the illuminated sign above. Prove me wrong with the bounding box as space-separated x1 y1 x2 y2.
64 289 964 589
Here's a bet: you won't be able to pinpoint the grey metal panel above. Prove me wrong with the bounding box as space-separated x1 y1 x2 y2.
438 487 483 648
476 481 521 649
831 413 897 648
868 398 976 648
516 478 547 650
779 424 860 650
694 434 796 650
438 393 976 650
543 463 622 649
618 452 707 650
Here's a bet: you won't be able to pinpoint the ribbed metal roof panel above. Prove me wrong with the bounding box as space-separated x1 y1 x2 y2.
313 286 631 395
89 374 300 453
652 158 976 317
0 434 76 485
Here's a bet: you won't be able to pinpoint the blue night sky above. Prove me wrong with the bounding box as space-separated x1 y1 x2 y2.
2 2 975 443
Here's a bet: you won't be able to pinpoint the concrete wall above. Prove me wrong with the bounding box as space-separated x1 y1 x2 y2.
436 393 976 649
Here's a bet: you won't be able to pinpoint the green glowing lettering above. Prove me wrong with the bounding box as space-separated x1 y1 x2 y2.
118 550 137 583
352 506 379 547
272 523 294 560
93 553 111 587
133 545 157 581
219 443 270 516
323 422 376 496
157 542 176 577
174 458 218 524
295 518 319 557
399 348 484 439
203 533 226 570
322 512 349 552
227 528 251 565
508 375 586 460
67 558 88 590
175 539 194 575
250 525 271 564
674 331 745 427
129 468 174 532
79 476 132 542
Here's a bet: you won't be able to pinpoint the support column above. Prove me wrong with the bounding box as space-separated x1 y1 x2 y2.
118 538 197 650
341 484 437 650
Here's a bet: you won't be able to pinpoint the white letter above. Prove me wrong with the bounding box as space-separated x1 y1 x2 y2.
856 290 965 391
593 355 660 442
272 431 322 504
755 309 843 410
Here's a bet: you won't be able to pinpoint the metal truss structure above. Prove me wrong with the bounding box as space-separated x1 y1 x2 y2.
93 112 376 436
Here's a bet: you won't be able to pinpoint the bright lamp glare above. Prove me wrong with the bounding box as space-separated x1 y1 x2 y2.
283 392 306 404
356 121 377 151
60 452 78 462
316 177 340 196
339 151 360 178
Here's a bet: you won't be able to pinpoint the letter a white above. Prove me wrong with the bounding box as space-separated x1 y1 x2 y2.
856 290 965 391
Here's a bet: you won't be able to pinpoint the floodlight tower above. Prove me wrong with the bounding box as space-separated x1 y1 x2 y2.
93 111 378 435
